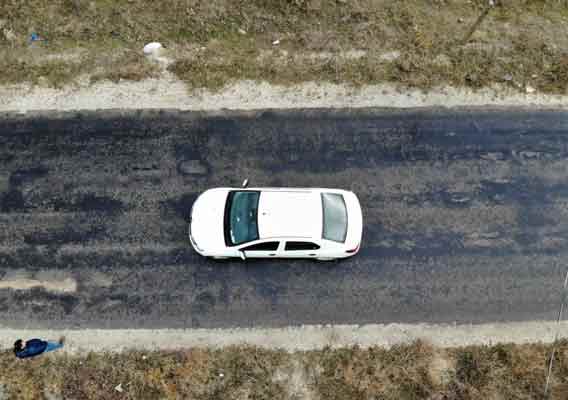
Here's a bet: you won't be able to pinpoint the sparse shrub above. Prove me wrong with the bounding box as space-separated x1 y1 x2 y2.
455 349 489 387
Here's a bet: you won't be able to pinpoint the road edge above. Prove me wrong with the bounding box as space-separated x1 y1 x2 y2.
2 321 567 353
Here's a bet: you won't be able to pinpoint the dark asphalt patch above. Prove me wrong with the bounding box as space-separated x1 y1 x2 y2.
1 189 25 212
12 289 80 316
393 179 568 208
23 225 107 246
52 193 126 215
192 292 217 314
399 189 474 208
8 166 49 187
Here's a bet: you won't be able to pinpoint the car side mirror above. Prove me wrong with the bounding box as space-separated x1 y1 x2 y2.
242 179 249 188
240 251 247 260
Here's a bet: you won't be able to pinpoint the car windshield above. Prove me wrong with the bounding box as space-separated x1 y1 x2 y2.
225 191 260 245
322 193 348 242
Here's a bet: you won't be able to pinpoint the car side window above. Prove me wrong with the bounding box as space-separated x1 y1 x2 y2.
285 241 320 251
242 241 279 251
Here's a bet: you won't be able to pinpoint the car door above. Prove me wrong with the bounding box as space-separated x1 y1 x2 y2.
283 241 321 258
240 240 281 258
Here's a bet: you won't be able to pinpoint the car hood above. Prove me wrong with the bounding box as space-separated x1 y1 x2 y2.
190 189 229 253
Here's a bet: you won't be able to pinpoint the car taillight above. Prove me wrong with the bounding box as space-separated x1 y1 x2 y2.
346 244 359 254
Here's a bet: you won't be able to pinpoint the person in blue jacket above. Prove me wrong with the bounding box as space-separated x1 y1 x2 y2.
13 337 65 359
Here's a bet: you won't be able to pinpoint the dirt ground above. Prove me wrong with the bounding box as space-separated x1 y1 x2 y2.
1 0 568 95
2 339 568 399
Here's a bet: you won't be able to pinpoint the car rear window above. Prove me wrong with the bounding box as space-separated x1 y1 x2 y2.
321 193 347 243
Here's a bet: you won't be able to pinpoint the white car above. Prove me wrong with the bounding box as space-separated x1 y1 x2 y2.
189 181 363 260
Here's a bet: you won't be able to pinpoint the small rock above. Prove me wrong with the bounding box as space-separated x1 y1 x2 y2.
519 150 539 159
458 17 464 23
344 49 366 59
43 388 62 400
450 195 470 203
531 73 538 78
2 28 16 42
143 42 163 56
502 73 513 81
238 28 247 35
37 76 50 88
433 53 452 68
142 355 147 360
219 373 224 378
308 0 322 9
378 50 400 62
272 39 280 45
114 383 124 393
142 41 171 64
525 85 536 94
480 152 505 161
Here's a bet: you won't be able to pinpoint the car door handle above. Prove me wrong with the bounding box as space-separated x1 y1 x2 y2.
309 253 316 256
269 253 276 256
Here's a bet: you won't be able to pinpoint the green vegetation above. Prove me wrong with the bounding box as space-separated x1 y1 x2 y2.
1 0 568 92
2 340 568 399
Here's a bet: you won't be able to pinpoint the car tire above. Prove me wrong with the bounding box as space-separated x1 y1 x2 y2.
212 256 229 260
316 257 335 261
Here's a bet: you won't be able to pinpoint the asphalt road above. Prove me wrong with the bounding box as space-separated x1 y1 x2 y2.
0 108 567 329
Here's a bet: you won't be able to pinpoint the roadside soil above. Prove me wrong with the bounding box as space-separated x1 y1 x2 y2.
2 322 568 399
1 0 568 110
2 339 568 399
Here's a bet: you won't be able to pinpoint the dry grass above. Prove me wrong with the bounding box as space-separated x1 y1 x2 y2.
1 0 568 92
0 50 87 88
0 346 289 400
89 50 160 84
2 340 568 399
305 340 435 399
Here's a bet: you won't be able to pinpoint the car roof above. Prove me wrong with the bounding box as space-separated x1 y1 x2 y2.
257 190 323 239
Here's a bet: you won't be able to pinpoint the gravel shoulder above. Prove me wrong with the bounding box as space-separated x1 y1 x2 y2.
1 78 568 113
2 321 568 353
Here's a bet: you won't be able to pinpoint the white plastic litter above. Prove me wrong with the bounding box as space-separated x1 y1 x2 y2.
143 42 163 55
